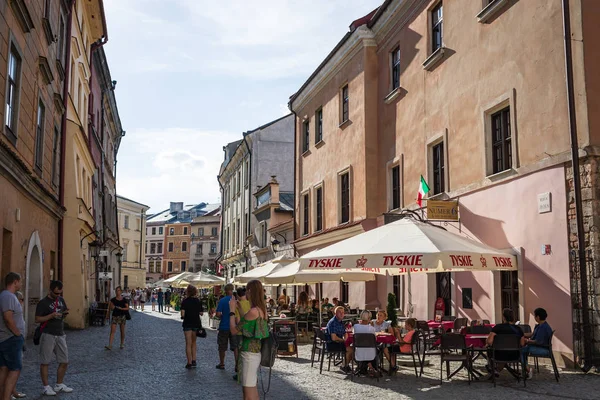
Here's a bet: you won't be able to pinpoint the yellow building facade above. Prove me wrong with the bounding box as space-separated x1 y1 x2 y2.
117 196 149 290
62 0 107 328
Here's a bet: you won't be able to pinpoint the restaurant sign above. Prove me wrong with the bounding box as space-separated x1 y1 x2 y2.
427 200 459 221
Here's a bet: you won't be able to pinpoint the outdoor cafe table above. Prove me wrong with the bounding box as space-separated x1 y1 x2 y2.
427 320 455 332
345 332 396 347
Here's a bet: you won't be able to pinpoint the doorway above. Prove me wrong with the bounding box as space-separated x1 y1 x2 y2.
436 272 451 316
501 270 519 319
25 231 43 337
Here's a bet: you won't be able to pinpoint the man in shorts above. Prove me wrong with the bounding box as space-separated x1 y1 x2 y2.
0 272 26 400
35 280 73 396
215 284 239 371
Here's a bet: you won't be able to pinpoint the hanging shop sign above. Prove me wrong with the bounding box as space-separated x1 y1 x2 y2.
427 200 459 221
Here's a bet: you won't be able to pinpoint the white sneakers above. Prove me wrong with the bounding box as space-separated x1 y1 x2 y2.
43 383 74 396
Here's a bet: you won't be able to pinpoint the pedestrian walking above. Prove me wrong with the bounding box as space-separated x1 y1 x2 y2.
228 280 269 399
180 285 203 369
105 286 129 350
133 288 140 310
140 289 146 312
165 289 172 312
11 291 27 399
157 288 164 313
0 273 26 400
35 280 73 396
215 284 239 371
151 290 157 312
122 287 131 308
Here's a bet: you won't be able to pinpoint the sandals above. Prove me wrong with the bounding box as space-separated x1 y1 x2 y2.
215 364 225 370
104 346 112 350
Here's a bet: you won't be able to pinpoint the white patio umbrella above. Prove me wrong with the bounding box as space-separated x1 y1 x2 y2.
185 271 225 287
297 218 518 316
164 272 195 285
234 255 296 284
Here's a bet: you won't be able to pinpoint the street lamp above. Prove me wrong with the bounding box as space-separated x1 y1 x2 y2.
271 239 281 252
115 252 123 264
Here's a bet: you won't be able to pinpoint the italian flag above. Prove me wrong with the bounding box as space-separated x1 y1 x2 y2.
417 175 430 208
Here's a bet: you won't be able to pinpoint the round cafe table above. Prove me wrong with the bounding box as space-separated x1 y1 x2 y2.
427 320 455 332
345 332 396 347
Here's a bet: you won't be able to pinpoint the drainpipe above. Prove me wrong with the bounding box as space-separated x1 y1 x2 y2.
217 177 224 277
139 208 144 284
243 136 252 273
57 0 76 281
288 108 298 255
562 0 592 372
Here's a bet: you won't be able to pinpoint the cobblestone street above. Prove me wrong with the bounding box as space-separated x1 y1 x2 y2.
15 310 600 400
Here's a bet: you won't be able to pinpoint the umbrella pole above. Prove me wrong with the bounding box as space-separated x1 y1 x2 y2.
407 269 413 318
317 284 321 327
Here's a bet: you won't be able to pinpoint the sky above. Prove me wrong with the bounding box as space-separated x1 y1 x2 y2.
104 0 382 214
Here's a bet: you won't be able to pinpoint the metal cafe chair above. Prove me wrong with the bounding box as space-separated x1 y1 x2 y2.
387 329 422 378
489 334 525 387
528 330 560 382
317 329 346 374
442 315 457 321
439 333 473 385
311 326 324 368
350 333 381 382
452 318 468 333
518 324 532 335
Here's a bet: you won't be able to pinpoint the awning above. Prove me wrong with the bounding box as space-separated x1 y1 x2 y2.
264 261 376 285
298 218 517 275
234 254 296 284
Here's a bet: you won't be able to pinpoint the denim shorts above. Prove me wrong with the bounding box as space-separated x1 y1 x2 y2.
0 335 24 371
183 327 199 332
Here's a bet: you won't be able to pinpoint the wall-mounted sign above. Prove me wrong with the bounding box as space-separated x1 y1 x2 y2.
99 271 113 281
427 200 459 221
538 192 552 214
99 250 109 257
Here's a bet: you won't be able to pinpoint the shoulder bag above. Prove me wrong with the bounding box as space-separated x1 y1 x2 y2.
34 297 59 345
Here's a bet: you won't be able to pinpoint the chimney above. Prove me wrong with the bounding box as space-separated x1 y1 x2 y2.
170 202 183 213
270 176 280 204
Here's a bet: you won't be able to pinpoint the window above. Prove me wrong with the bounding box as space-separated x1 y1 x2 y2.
244 160 249 186
391 165 401 209
432 142 445 194
181 261 187 272
57 14 66 65
168 242 173 252
211 243 217 254
34 100 46 173
5 45 21 139
152 227 156 235
236 218 241 246
157 243 162 253
122 246 128 262
391 47 401 90
51 127 60 187
302 120 309 153
316 186 323 232
302 193 309 236
431 3 443 53
167 261 173 272
148 261 154 273
150 243 156 254
182 242 187 252
340 172 350 224
198 228 204 236
159 227 163 235
491 107 512 174
136 218 141 231
124 216 129 229
341 85 349 123
315 108 323 143
237 171 241 193
260 223 268 248
501 271 519 321
211 227 218 236
169 228 174 235
156 262 161 273
341 281 349 304
232 222 236 246
197 243 203 255
183 227 188 235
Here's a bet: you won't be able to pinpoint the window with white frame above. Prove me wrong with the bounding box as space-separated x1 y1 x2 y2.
426 132 448 195
5 43 22 142
35 99 46 173
491 107 512 174
315 108 323 143
124 215 129 229
315 185 323 232
340 85 349 123
431 3 443 53
302 120 309 153
51 126 60 188
302 192 310 236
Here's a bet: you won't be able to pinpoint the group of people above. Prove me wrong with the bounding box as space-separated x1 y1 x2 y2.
0 273 73 398
126 287 172 313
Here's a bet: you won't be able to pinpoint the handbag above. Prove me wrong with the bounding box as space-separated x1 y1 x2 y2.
125 311 132 320
33 323 46 345
260 326 277 368
196 328 207 338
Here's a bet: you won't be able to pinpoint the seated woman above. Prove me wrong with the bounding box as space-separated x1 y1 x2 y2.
310 299 319 313
372 310 391 333
384 318 417 372
349 310 379 376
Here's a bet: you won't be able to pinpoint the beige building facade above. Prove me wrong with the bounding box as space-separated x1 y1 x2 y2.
290 0 600 366
190 209 221 273
117 196 149 289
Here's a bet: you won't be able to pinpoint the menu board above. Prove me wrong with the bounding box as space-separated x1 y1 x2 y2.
273 320 298 357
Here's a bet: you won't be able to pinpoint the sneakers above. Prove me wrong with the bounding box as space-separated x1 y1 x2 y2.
191 360 197 368
215 364 225 370
527 368 534 380
340 365 352 374
185 364 192 369
42 386 56 396
54 384 73 393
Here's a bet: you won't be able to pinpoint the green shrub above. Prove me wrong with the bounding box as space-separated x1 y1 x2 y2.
387 293 398 327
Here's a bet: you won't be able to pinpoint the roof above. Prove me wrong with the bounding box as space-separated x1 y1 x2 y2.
220 139 243 173
288 5 382 108
146 203 221 224
116 195 149 209
278 192 294 212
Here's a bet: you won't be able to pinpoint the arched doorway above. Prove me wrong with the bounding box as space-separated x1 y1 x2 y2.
25 231 44 336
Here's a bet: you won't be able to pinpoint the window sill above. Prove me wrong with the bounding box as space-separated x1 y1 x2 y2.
427 192 447 201
301 149 311 157
486 168 517 182
315 140 325 149
422 47 446 71
477 0 509 23
339 119 351 130
384 87 402 104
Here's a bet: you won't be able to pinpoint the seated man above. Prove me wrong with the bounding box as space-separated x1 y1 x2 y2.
486 308 524 375
350 311 378 375
325 306 351 373
521 307 553 379
385 318 417 372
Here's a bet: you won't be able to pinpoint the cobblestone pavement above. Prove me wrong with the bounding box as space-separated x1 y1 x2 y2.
15 309 600 399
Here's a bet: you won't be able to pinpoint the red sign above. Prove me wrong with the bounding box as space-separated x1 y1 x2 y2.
382 255 423 266
492 256 513 268
308 258 343 269
449 255 473 267
397 267 428 273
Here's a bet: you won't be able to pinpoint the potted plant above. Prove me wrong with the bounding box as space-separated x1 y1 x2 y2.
172 293 181 311
207 293 216 318
387 293 398 328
